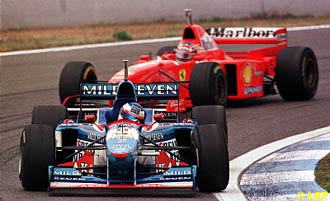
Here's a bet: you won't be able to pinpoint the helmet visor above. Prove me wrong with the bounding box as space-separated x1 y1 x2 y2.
120 111 137 121
175 49 195 62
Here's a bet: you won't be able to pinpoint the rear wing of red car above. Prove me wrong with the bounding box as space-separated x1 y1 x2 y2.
205 27 287 45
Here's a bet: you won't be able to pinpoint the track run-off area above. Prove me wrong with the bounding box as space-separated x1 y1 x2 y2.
1 25 330 201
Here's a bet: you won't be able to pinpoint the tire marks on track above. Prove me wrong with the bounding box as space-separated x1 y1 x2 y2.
1 88 58 99
0 113 31 125
0 144 19 168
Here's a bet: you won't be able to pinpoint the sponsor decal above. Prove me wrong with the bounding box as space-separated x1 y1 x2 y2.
154 111 177 119
242 64 253 84
244 86 263 95
254 70 264 77
74 162 89 169
73 152 94 174
54 176 86 181
135 84 177 96
74 139 97 173
155 139 184 172
81 83 178 98
87 133 105 143
53 169 81 176
77 139 91 147
107 125 139 140
161 139 180 160
160 176 192 181
73 152 84 161
207 27 278 38
107 128 138 154
164 169 192 176
179 69 186 81
146 132 164 141
162 139 178 147
111 143 131 151
82 84 116 95
158 161 181 171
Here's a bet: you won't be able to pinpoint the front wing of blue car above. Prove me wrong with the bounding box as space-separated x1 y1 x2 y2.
48 165 197 190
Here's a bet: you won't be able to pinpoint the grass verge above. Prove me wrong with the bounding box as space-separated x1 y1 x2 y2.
315 153 330 192
1 16 330 52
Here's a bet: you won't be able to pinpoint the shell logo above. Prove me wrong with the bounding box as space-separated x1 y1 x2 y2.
242 64 253 84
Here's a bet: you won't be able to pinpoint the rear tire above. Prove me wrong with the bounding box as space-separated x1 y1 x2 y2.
195 124 229 192
19 124 55 191
190 62 227 106
192 105 228 143
275 47 318 100
32 105 67 130
59 61 97 105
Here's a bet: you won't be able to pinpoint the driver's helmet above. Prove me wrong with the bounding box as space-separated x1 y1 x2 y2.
118 102 145 123
175 41 197 62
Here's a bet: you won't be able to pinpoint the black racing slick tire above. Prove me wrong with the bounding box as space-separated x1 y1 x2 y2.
156 46 176 56
32 105 67 130
192 105 228 143
195 124 229 192
59 61 97 105
275 47 318 101
190 62 228 106
19 124 55 191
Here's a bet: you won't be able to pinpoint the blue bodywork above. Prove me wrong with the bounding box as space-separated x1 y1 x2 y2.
49 80 198 190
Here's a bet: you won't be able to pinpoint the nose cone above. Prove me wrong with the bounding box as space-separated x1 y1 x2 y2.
106 123 140 172
107 138 138 158
107 138 138 173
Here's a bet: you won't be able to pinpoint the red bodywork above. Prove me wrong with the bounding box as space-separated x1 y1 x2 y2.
109 23 288 112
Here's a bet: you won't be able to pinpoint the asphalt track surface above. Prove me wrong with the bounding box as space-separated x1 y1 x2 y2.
1 28 330 201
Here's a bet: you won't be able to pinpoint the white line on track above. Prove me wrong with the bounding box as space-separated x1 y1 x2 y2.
287 24 330 31
0 37 179 57
256 149 330 162
1 24 329 57
213 126 330 201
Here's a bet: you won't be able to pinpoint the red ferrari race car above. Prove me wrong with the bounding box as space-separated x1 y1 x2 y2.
59 10 318 112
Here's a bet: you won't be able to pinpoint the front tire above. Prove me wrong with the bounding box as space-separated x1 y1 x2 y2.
275 47 318 100
59 61 97 105
19 124 55 191
194 124 229 192
190 62 227 106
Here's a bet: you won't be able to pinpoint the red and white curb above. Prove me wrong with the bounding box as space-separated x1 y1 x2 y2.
214 126 330 201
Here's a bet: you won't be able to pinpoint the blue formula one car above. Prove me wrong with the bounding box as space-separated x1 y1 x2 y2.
19 61 229 192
